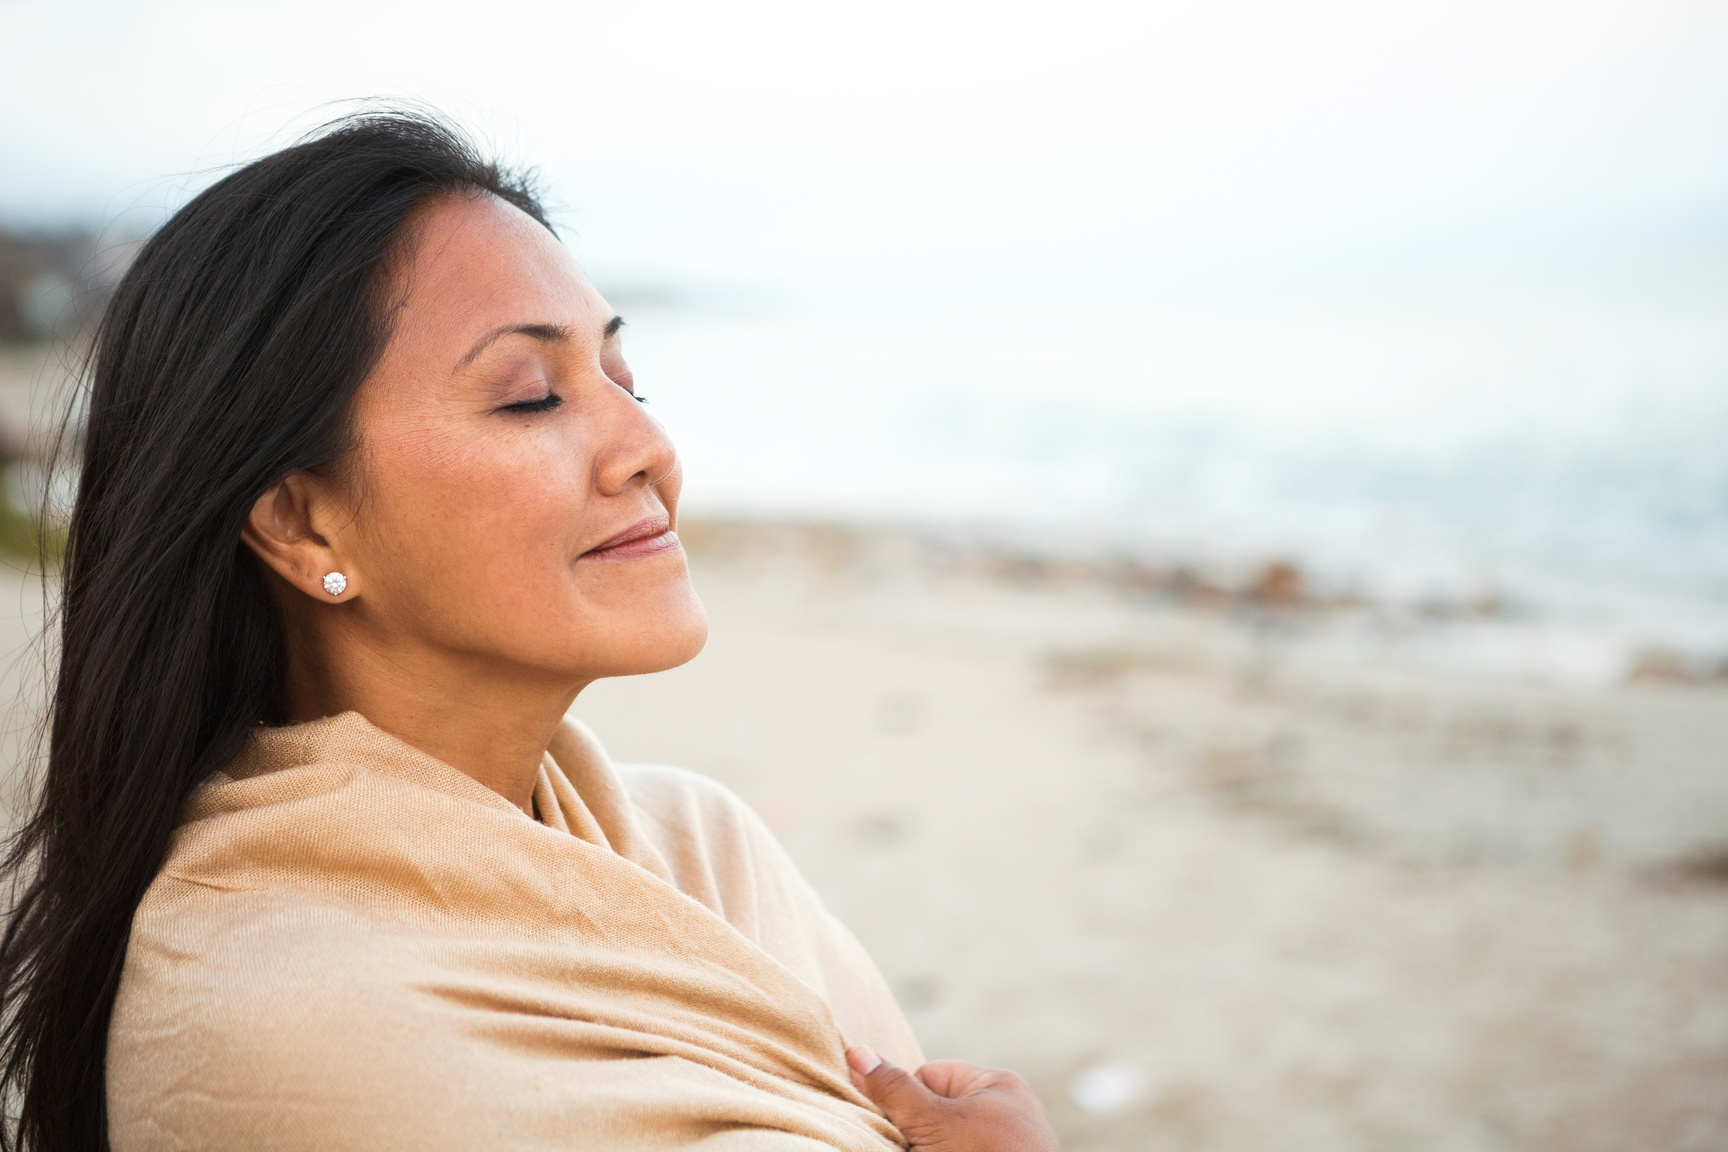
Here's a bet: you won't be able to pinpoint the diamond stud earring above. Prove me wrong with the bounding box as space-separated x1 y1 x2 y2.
322 572 348 597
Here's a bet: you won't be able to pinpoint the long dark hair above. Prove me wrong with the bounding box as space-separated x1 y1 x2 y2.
0 110 550 1151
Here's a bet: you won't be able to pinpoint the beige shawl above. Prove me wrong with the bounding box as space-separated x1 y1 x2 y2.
108 712 922 1150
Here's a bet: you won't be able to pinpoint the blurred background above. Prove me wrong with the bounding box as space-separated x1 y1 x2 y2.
2 0 1726 1147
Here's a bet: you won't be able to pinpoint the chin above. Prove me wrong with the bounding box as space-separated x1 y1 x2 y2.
584 589 709 679
640 611 710 675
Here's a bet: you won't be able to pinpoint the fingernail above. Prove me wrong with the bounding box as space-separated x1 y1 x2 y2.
847 1046 882 1075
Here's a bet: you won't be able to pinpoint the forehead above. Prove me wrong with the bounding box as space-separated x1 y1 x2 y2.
386 193 604 359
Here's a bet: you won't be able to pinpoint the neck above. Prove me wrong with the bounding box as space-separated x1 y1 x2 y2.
281 627 582 817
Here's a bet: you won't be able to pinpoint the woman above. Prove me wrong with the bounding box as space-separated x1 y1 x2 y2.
0 114 1059 1151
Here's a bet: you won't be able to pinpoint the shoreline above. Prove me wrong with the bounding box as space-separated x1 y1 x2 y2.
678 515 1728 688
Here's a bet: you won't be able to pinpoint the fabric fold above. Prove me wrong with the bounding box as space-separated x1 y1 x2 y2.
108 711 921 1151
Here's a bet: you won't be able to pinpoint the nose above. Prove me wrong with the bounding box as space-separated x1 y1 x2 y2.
592 380 679 499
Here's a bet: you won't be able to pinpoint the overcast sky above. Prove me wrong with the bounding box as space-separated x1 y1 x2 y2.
2 0 1725 286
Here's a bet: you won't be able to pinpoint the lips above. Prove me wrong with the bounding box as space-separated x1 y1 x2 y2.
582 514 681 560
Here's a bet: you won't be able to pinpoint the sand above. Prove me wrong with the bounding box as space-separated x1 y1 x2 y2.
574 524 1728 1152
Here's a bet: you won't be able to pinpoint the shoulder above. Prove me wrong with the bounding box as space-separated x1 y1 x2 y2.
612 762 797 931
616 761 770 839
116 874 415 1042
613 760 814 902
110 878 450 1147
610 764 925 1070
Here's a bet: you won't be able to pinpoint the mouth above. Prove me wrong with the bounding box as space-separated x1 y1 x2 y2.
581 513 681 561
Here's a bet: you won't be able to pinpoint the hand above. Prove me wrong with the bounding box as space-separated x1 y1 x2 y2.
848 1047 1061 1152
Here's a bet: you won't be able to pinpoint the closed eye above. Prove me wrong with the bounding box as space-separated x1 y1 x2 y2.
502 393 563 414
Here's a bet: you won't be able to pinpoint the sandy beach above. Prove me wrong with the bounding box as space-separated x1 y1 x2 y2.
0 352 1724 1151
575 522 1728 1152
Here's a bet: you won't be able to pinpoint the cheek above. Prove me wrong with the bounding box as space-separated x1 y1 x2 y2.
358 426 590 615
347 417 703 676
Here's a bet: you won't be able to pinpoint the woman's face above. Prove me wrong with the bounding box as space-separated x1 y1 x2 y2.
311 192 706 685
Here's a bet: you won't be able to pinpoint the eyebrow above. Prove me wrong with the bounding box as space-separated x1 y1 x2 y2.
453 314 625 373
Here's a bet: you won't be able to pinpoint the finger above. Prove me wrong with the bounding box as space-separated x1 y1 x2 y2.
914 1060 992 1099
847 1047 943 1126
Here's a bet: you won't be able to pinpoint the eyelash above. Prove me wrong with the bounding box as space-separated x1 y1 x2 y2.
503 393 563 414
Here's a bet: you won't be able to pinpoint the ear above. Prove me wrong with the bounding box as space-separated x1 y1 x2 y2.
240 473 358 602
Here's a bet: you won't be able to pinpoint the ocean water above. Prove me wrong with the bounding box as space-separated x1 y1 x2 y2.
616 262 1728 681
